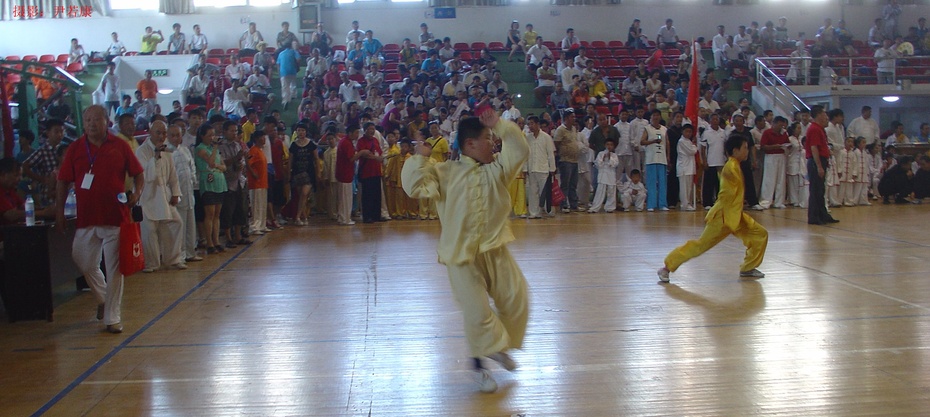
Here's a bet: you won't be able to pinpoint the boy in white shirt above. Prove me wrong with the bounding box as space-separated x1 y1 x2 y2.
620 169 647 211
588 139 620 213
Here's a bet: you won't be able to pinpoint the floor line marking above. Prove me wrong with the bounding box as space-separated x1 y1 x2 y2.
30 240 257 417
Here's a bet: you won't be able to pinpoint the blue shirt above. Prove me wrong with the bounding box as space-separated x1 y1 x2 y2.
421 58 443 74
277 48 299 76
363 38 383 57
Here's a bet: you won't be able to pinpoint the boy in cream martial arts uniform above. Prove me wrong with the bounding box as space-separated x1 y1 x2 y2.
402 108 530 393
658 134 768 282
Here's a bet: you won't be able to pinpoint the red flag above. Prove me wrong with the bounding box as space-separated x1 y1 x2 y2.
684 40 700 124
685 40 702 185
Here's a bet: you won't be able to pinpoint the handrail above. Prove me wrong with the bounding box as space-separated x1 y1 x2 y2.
754 58 809 117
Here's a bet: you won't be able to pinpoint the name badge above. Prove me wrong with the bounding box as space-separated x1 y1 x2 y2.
81 173 94 190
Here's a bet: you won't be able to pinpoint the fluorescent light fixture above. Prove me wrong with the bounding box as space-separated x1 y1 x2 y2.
883 96 900 102
158 89 174 94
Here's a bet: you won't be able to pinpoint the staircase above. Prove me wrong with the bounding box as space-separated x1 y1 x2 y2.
494 54 547 118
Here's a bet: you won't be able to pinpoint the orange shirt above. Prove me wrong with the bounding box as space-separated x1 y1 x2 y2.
137 79 158 99
247 145 268 189
33 77 55 100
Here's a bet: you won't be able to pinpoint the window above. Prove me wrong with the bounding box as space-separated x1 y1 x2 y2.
193 0 287 6
110 0 158 10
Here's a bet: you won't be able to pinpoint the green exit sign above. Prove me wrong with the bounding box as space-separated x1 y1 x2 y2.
149 69 169 77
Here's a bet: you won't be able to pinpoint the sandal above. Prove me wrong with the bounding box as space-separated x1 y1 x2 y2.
237 238 253 245
214 245 226 253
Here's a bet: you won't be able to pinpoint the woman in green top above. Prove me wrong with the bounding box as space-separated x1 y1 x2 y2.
194 123 228 254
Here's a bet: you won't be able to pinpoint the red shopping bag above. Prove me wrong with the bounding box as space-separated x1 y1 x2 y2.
551 176 566 207
119 221 144 276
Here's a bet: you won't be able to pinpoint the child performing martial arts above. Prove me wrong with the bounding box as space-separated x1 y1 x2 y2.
402 108 530 393
657 134 768 282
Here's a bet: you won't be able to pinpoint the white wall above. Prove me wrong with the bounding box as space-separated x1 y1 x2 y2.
0 1 927 58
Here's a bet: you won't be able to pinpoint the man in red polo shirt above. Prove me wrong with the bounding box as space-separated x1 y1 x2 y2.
335 125 361 226
804 105 838 225
356 123 385 223
56 105 144 334
759 116 790 209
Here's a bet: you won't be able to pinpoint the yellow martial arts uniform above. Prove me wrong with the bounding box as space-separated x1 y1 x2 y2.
402 120 530 357
664 156 768 273
383 144 405 218
509 172 527 216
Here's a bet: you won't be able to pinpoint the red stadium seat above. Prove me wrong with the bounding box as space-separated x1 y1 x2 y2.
543 41 556 50
226 48 240 56
590 41 608 50
488 42 506 52
383 43 400 53
460 51 473 61
619 58 636 68
241 56 254 65
384 73 401 83
471 42 487 51
608 69 625 79
205 58 221 65
608 41 626 49
207 48 225 57
454 42 469 51
39 54 55 63
56 54 69 63
22 55 38 62
65 62 83 74
601 58 620 68
4 55 20 61
613 49 630 57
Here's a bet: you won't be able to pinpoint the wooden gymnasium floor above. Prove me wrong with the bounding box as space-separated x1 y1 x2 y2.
2 204 930 416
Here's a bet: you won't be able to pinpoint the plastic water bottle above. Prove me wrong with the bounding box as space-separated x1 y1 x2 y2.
65 188 77 217
25 195 35 226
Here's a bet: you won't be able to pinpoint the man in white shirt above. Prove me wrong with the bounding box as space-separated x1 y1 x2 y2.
560 60 580 91
346 20 364 45
613 109 635 183
699 114 727 208
99 62 121 118
501 97 521 122
106 32 126 62
239 22 264 57
657 19 680 49
188 24 208 55
847 105 880 146
712 25 727 68
874 39 899 84
486 71 508 94
535 57 557 102
225 55 245 83
135 121 185 273
525 37 553 73
561 28 581 58
338 71 363 105
698 90 720 112
629 108 649 172
442 72 466 99
734 25 751 53
524 115 556 219
223 80 249 118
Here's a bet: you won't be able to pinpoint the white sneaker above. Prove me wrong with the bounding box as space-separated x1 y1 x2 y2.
657 267 670 282
773 204 787 209
474 369 498 393
684 205 696 211
703 206 712 210
172 263 188 270
750 204 764 211
739 269 766 278
488 351 517 371
142 268 156 273
561 208 571 213
647 208 655 212
659 207 670 211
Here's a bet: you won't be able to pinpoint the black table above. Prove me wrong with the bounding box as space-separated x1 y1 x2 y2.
1 220 83 322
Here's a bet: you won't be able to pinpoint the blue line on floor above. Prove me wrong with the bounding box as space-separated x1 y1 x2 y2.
30 240 257 417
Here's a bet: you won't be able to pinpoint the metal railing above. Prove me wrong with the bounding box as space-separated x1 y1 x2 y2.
753 55 930 87
754 58 809 117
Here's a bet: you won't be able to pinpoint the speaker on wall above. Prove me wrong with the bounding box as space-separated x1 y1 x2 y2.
297 3 320 32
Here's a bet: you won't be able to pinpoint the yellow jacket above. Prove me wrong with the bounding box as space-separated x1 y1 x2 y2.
706 156 755 232
402 120 529 265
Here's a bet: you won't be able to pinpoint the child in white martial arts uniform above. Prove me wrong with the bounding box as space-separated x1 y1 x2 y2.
785 122 803 206
677 124 699 211
402 109 530 394
620 169 647 211
588 139 619 213
838 137 859 206
855 138 873 205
